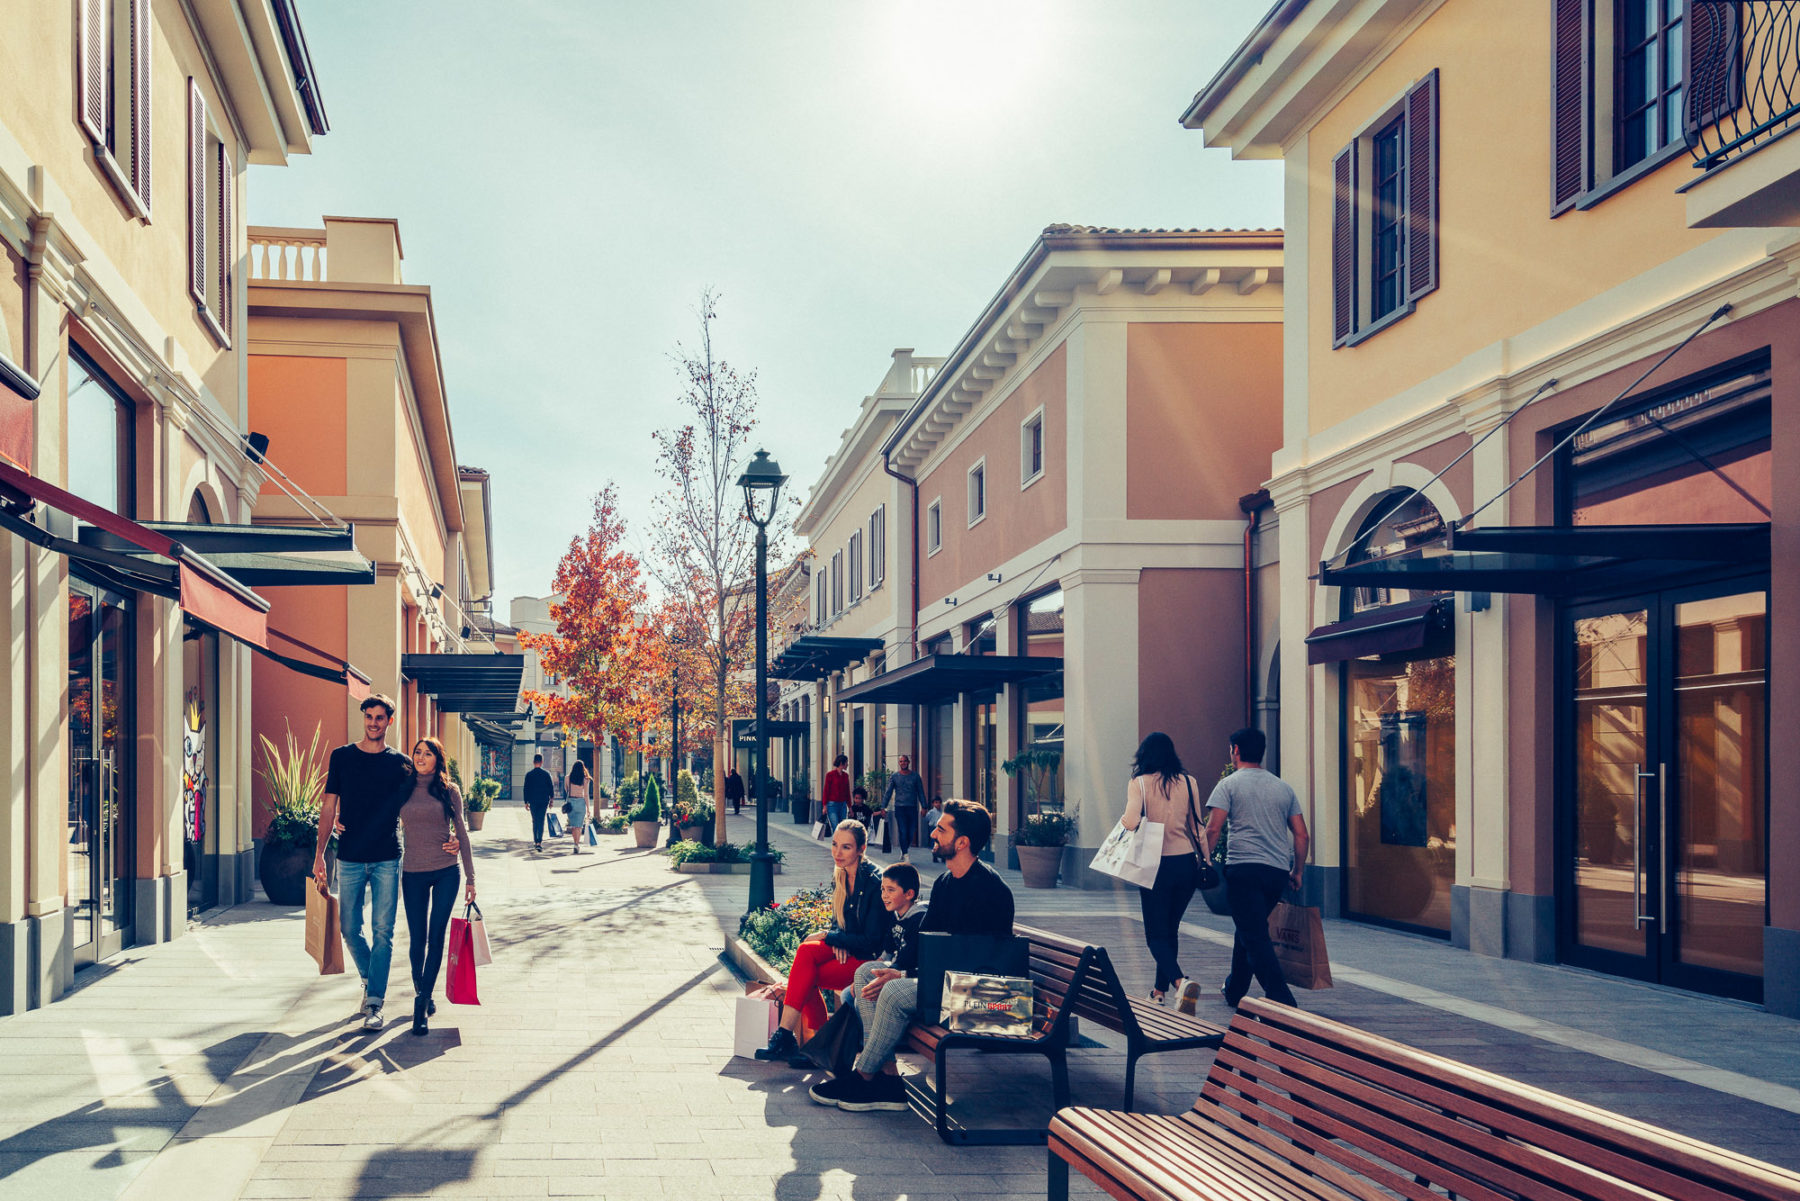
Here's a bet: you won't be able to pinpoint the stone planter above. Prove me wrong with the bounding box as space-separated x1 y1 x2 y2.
1016 844 1064 889
673 861 782 875
631 820 660 849
791 797 811 825
678 824 704 843
467 810 487 831
259 841 311 906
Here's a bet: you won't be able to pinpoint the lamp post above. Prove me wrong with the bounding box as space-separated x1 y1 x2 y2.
739 448 786 911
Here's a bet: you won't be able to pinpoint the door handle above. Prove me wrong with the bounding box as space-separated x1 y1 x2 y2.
1632 764 1655 930
1658 762 1670 936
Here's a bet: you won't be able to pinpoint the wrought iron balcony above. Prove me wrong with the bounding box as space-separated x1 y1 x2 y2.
1686 1 1800 173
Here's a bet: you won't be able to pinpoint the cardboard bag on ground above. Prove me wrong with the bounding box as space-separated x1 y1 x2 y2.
1268 901 1332 989
304 883 344 975
734 994 778 1058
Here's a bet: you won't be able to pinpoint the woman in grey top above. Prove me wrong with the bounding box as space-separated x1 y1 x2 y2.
399 737 476 1035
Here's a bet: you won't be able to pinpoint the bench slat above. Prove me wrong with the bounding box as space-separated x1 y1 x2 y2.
1056 1109 1341 1201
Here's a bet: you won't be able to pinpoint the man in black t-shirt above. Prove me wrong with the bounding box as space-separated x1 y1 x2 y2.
522 755 554 852
809 799 1014 1112
312 695 412 1031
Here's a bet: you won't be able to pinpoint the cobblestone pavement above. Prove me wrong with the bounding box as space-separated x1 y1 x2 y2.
1 800 1796 1201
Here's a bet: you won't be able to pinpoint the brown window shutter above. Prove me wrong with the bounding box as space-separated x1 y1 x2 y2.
129 0 151 209
1331 144 1357 345
78 0 106 144
1405 69 1439 303
1550 0 1591 215
217 142 233 340
188 79 206 305
1686 1 1743 135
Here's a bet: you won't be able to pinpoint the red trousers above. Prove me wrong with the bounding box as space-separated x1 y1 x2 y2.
786 940 865 1031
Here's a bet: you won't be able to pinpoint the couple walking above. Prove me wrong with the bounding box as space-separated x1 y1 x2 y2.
310 694 477 1034
521 754 589 854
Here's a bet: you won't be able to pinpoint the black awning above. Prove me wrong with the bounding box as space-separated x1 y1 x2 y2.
80 522 375 587
1319 523 1769 597
402 653 524 713
771 635 886 681
834 653 1061 706
1305 600 1449 665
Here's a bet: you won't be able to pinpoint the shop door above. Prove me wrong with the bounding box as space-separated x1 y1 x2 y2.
68 580 133 965
1563 581 1767 1001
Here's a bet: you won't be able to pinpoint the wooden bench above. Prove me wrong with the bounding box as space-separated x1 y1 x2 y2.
1071 943 1226 1112
1049 997 1800 1201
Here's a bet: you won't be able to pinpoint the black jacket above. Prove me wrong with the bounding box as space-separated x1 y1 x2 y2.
886 905 930 975
823 859 887 959
523 767 553 808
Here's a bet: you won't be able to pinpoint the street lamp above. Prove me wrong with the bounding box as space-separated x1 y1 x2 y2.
739 448 786 911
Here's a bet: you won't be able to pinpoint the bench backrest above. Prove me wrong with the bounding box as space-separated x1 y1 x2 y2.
1013 923 1104 1039
1205 1000 1800 1201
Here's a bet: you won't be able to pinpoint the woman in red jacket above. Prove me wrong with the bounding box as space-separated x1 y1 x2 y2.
822 753 851 836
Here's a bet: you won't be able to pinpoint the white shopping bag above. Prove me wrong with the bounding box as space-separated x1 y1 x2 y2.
871 817 887 846
1089 818 1161 888
811 820 827 839
734 994 778 1059
468 902 493 967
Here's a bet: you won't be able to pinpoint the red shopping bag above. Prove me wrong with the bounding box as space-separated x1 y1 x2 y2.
446 905 481 1005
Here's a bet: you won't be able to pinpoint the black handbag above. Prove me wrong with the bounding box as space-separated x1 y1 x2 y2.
794 1000 863 1074
915 932 1029 1026
1184 777 1223 892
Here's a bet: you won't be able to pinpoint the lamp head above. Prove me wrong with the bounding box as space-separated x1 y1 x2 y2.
738 449 787 528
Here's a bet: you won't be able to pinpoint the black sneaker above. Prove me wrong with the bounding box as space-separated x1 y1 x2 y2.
808 1074 858 1107
754 1027 799 1062
836 1072 908 1113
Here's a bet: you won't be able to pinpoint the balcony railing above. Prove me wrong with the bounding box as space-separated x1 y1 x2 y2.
1687 2 1800 172
247 227 328 281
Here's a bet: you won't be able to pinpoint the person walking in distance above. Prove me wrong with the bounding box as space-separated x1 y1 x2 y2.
398 737 475 1035
882 754 924 862
724 766 745 817
1122 732 1207 1009
313 695 413 1032
522 754 554 853
564 760 590 855
822 754 851 834
1202 727 1308 1009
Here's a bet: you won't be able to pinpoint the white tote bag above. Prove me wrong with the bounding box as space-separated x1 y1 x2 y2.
733 994 778 1058
1089 818 1162 888
467 902 493 967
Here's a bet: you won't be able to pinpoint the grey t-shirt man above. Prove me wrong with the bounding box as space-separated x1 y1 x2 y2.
1204 767 1302 870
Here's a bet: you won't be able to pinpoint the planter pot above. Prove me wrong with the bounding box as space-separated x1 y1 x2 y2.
1200 881 1231 916
631 820 660 849
467 810 487 831
678 824 704 843
1016 844 1064 889
792 801 811 825
259 842 311 906
673 861 782 875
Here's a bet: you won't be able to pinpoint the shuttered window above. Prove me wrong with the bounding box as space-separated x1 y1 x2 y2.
77 0 151 217
869 506 886 588
848 531 863 603
187 79 232 347
188 79 207 306
1330 69 1439 348
217 140 233 342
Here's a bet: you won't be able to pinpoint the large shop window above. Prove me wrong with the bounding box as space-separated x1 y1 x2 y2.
1016 587 1065 822
1339 493 1456 935
68 350 134 517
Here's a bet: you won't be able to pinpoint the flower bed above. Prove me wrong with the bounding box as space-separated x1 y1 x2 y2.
736 886 833 973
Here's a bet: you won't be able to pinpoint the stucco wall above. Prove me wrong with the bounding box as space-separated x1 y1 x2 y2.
247 355 347 495
1126 322 1283 519
249 583 349 837
1138 568 1246 780
395 376 446 583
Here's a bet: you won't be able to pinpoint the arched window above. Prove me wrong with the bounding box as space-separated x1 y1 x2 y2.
1342 491 1446 617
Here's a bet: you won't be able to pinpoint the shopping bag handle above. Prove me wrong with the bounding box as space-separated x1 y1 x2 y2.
463 901 483 921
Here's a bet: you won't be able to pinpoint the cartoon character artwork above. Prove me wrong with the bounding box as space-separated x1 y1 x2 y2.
183 690 207 847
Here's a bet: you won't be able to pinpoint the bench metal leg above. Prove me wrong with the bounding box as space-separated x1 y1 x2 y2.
927 1045 1055 1146
1050 1049 1069 1112
1048 1146 1070 1201
1122 1051 1138 1114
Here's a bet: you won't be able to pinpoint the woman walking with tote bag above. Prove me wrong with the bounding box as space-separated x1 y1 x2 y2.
1122 732 1207 1010
564 760 591 855
398 737 476 1035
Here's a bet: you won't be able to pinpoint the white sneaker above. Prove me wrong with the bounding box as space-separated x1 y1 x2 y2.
356 985 370 1016
362 1005 385 1031
1169 978 1190 1008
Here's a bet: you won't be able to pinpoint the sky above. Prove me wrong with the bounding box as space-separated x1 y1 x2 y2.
249 1 1283 609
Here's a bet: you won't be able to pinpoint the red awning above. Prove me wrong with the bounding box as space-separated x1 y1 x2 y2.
267 627 372 700
0 458 269 647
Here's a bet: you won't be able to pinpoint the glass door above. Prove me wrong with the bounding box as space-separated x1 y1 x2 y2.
1562 581 1767 1001
68 579 132 965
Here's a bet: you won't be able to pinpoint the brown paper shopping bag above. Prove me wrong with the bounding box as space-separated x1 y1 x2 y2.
1267 901 1332 990
304 882 345 975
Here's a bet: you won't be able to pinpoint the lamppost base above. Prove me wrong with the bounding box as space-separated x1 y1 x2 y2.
747 851 778 912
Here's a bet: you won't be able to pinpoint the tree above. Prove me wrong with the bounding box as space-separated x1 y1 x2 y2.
519 485 659 755
647 292 789 845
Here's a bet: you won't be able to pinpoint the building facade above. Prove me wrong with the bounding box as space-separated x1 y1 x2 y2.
1184 0 1796 1015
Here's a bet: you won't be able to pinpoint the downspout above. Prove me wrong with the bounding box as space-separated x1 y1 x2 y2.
1239 489 1270 729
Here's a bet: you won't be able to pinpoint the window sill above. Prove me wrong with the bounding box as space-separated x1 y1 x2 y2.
196 304 231 350
92 146 150 223
1338 300 1415 349
967 512 987 531
927 542 943 558
1569 143 1687 214
1020 469 1044 492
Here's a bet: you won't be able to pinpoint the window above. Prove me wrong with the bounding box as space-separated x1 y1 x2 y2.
1331 70 1437 347
967 458 987 526
67 348 134 517
869 506 886 587
926 498 942 555
77 0 152 219
831 550 843 614
817 569 827 625
1020 408 1044 486
187 79 234 347
848 531 863 603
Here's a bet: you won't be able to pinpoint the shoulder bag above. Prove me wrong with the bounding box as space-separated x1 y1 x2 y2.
1183 776 1222 892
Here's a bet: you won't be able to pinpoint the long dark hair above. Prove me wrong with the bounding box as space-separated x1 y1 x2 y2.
410 738 457 823
569 760 588 786
1132 732 1184 789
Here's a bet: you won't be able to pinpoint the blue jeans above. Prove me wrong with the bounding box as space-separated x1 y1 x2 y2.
339 858 400 1002
825 802 847 830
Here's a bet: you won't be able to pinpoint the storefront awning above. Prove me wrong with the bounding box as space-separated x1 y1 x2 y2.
0 458 269 647
771 635 886 681
465 710 527 746
834 653 1061 706
403 653 525 713
79 521 376 587
1318 523 1769 597
1305 599 1449 665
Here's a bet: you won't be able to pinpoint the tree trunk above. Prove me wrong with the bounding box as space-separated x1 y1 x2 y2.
713 690 728 846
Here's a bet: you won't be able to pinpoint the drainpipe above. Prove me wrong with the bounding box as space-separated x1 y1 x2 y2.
1239 489 1270 729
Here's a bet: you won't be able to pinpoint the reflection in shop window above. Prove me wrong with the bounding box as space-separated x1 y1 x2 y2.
1016 587 1064 819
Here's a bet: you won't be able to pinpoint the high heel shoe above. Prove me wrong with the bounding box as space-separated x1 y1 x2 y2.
411 995 429 1036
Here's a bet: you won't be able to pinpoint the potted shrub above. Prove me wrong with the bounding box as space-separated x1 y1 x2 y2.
256 723 330 906
790 772 811 824
1014 811 1075 889
466 777 499 831
630 773 661 849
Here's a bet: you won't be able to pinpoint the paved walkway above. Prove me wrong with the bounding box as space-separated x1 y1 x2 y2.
0 800 1796 1201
